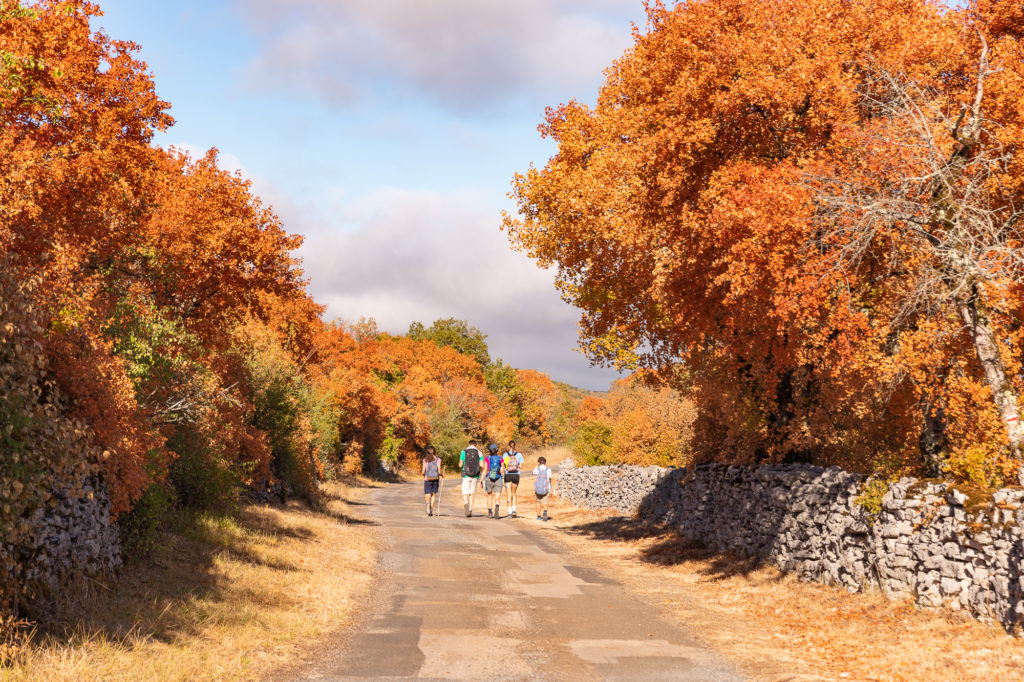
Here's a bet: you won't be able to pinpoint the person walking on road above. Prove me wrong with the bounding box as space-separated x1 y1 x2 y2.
483 443 504 518
422 446 443 517
502 440 525 518
460 440 483 517
534 456 554 522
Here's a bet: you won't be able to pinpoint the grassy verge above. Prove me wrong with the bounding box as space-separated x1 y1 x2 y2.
523 445 572 473
544 498 1024 681
4 480 379 681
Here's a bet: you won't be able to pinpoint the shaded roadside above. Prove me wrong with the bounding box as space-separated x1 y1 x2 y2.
543 500 1024 681
562 516 769 581
7 481 380 681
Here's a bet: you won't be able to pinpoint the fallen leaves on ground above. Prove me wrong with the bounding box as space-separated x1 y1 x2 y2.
547 500 1024 681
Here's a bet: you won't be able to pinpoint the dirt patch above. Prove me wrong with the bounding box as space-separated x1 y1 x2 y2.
7 480 379 681
541 497 1024 681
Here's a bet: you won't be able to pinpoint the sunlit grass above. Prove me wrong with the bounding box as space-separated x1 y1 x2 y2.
5 481 377 681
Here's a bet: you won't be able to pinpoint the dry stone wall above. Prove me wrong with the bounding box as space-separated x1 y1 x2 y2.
556 463 1024 628
10 473 120 600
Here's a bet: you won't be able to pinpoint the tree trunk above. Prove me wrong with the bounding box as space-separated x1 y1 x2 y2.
919 398 948 477
958 290 1024 474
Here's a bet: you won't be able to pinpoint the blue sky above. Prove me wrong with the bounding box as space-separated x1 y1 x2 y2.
92 0 649 390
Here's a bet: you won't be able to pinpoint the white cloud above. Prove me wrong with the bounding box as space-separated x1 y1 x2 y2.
236 0 642 113
286 187 620 389
168 143 247 176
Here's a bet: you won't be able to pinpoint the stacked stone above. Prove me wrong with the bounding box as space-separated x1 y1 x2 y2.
868 482 1024 624
18 473 121 593
243 480 294 505
556 464 671 513
559 462 1024 628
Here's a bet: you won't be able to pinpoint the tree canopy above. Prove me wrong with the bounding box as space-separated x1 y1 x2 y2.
408 318 491 367
506 0 1024 484
0 1 593 612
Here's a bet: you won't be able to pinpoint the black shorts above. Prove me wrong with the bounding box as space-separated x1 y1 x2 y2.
424 479 439 494
504 473 520 485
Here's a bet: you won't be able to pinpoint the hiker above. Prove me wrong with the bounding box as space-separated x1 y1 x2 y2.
422 446 443 516
483 443 504 518
459 439 483 517
502 440 525 518
533 456 554 522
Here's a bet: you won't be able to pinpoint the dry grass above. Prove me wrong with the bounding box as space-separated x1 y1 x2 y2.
4 480 378 681
524 445 572 473
545 499 1024 682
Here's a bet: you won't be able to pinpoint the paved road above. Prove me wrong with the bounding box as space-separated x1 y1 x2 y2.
297 479 742 681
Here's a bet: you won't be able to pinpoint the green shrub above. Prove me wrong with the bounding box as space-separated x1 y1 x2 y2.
428 404 468 471
854 477 893 523
167 426 240 513
241 326 320 502
303 383 341 481
572 420 613 466
375 423 404 471
118 483 173 559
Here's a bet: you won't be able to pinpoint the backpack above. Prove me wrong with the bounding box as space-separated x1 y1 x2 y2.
534 467 551 496
487 454 503 480
424 458 440 481
462 447 481 477
504 452 520 473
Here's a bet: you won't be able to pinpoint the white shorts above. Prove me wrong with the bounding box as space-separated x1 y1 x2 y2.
461 477 479 495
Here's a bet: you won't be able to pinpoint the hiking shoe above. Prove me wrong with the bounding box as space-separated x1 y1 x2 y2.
487 508 493 518
511 510 517 518
542 511 548 521
494 505 499 518
464 502 470 517
537 516 542 521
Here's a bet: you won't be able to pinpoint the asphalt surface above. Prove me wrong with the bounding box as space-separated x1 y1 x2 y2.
294 478 742 681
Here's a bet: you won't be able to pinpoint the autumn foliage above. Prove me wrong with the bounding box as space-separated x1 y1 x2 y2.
571 374 696 467
0 0 594 614
507 0 1024 485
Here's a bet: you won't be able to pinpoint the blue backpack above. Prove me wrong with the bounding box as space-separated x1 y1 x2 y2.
535 467 551 495
487 454 503 480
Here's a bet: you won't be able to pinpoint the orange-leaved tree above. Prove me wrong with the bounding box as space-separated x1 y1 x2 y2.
1 1 318 522
505 0 1024 483
571 374 695 467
